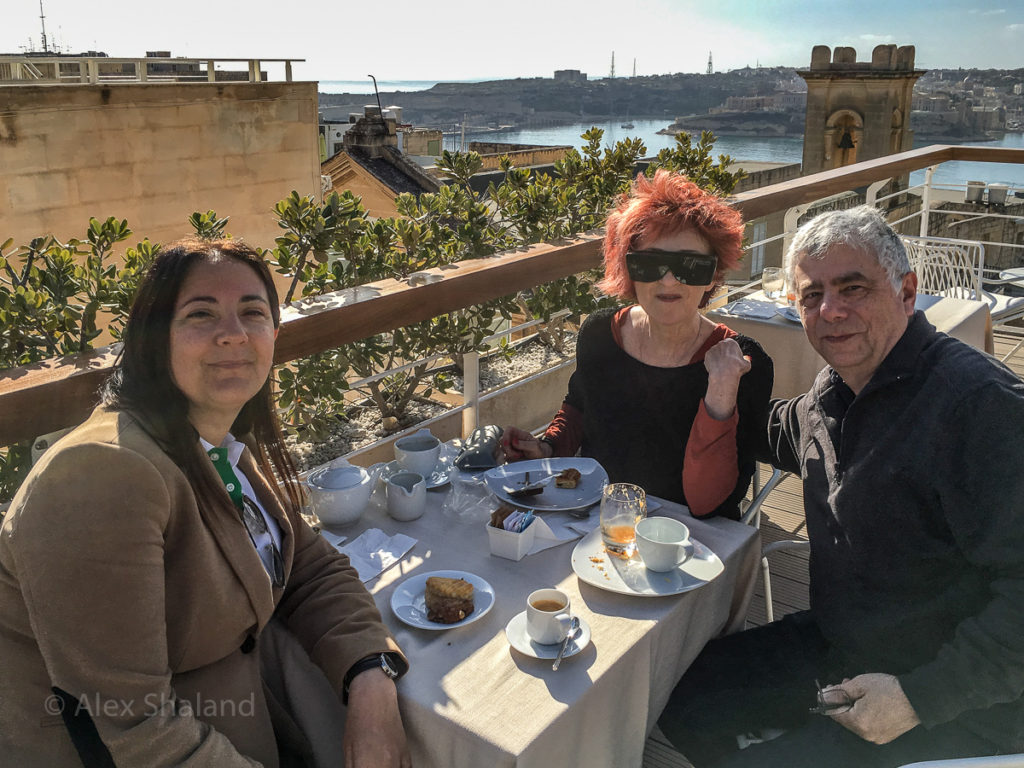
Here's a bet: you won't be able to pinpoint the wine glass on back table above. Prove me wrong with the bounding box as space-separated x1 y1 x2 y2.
762 267 784 300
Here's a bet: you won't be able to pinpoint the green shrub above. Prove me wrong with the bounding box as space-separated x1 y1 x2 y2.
0 130 743 501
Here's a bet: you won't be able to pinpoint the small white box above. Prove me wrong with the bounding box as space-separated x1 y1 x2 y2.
486 520 536 561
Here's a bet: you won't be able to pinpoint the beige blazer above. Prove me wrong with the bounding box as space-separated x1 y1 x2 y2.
0 406 405 766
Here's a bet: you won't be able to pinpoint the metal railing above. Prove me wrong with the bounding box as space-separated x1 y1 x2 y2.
0 56 304 85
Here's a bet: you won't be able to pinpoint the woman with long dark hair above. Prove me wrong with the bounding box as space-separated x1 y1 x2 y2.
0 239 410 767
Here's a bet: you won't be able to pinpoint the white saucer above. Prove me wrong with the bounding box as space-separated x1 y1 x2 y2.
390 570 495 630
571 526 723 597
505 611 591 660
381 459 452 490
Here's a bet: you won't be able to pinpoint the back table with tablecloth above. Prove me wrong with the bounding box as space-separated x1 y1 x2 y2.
708 291 993 398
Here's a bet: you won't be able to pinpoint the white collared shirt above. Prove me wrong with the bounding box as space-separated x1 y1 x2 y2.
202 434 284 559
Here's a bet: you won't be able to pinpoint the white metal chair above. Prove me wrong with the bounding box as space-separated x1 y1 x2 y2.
739 465 806 624
902 235 1024 327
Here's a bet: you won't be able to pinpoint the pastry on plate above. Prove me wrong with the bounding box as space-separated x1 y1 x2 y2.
425 576 475 623
555 467 581 489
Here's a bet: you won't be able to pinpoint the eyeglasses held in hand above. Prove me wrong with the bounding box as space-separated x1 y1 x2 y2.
809 679 853 716
241 494 286 589
625 249 718 285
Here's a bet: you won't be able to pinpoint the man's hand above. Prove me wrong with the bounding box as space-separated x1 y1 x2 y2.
830 673 921 745
703 339 752 420
345 669 412 768
500 426 552 461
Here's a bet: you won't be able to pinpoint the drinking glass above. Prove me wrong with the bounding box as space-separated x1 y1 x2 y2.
600 483 647 556
762 267 784 300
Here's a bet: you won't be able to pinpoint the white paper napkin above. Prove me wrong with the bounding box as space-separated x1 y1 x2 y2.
722 299 778 319
523 515 581 555
326 527 417 582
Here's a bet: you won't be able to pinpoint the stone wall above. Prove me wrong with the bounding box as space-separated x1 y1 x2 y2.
0 81 321 249
466 142 571 170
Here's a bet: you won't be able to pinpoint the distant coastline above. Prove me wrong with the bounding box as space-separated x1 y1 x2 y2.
318 78 490 95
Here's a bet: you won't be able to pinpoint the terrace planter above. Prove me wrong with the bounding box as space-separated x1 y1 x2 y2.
343 358 575 468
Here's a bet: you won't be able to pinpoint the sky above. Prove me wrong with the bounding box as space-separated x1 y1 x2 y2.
3 0 1023 82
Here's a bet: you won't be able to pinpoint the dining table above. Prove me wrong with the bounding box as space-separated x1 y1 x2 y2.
707 289 994 398
319 471 761 768
998 266 1024 292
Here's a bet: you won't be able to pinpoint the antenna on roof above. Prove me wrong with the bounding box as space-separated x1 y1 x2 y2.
707 51 713 75
610 51 615 78
38 0 49 53
367 74 384 118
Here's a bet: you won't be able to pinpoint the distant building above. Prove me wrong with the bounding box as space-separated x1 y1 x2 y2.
0 54 315 249
553 69 587 84
320 105 440 218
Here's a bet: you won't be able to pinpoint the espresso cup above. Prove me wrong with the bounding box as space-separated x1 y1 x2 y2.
526 588 572 645
635 516 691 572
394 428 441 478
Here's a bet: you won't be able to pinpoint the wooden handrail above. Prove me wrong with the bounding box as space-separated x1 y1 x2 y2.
2 144 1023 446
0 234 603 445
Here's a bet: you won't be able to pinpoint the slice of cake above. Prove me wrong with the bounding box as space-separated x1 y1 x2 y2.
555 467 581 489
425 576 474 624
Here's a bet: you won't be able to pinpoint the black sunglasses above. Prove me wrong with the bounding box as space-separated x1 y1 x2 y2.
241 494 286 589
625 249 718 285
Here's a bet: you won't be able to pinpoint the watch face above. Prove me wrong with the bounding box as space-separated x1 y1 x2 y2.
380 653 400 680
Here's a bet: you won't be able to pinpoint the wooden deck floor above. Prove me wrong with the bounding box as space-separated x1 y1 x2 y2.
641 327 1024 768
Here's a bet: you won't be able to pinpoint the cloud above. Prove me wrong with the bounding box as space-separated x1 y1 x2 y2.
1008 23 1024 31
858 34 896 43
983 8 1007 14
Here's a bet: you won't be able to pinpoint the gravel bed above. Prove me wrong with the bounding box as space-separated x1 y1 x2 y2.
286 334 576 471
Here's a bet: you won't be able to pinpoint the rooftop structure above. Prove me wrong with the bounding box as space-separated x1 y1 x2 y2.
0 55 317 249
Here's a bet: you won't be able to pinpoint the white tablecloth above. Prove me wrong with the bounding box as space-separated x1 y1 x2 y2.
708 290 992 398
324 485 760 768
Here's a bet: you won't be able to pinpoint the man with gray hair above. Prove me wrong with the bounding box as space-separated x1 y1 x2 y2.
658 206 1024 766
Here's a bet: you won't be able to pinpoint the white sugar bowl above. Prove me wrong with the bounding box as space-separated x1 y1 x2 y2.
305 462 374 527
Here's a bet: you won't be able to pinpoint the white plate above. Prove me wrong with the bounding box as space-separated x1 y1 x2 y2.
381 459 452 490
571 526 724 596
390 570 495 630
505 611 591 660
484 457 608 512
775 305 801 323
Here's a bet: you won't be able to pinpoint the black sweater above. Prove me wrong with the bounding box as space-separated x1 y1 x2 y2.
564 307 773 518
766 312 1024 748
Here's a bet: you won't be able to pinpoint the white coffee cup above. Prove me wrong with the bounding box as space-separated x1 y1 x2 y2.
394 428 441 478
385 471 427 522
635 517 691 572
526 588 572 645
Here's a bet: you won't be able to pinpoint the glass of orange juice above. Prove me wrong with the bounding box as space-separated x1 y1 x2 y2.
600 483 647 556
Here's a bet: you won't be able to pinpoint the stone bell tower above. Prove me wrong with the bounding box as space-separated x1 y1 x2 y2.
799 44 925 175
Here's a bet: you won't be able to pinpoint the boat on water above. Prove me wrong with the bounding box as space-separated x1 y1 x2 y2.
621 122 634 130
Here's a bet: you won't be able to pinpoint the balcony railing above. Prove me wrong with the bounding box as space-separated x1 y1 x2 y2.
0 56 304 85
2 143 1023 450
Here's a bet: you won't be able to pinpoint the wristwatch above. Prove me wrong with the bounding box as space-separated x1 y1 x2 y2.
343 653 404 704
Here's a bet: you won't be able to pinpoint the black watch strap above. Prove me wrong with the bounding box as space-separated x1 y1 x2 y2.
342 653 404 704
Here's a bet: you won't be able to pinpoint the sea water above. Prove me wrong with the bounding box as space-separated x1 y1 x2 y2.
319 79 487 94
454 118 1024 191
